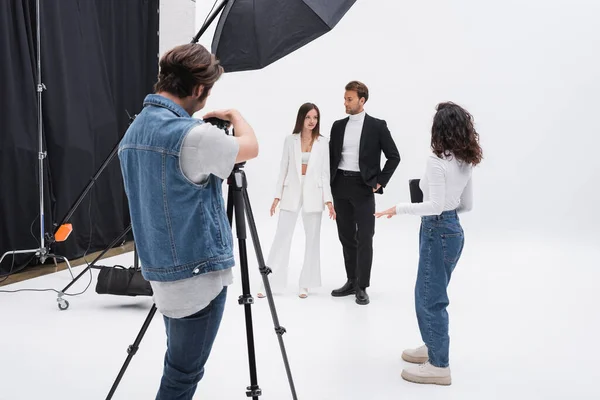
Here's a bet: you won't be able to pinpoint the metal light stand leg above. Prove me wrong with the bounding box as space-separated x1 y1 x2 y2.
56 225 132 310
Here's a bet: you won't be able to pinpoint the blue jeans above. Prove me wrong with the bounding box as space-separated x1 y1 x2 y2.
156 287 228 400
415 210 464 368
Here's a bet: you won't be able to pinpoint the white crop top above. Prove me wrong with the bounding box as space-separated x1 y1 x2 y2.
301 152 310 164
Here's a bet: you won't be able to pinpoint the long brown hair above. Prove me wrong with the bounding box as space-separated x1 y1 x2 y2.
292 103 321 143
431 102 483 166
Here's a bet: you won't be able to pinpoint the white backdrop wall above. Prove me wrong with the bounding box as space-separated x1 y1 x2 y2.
188 0 600 243
159 0 195 56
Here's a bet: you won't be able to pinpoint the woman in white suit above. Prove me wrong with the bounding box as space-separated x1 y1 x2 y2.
258 103 336 299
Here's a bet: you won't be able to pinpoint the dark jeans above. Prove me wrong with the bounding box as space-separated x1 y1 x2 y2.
332 171 376 288
156 287 228 400
416 210 464 368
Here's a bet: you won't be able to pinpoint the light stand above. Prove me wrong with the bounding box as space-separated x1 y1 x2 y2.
49 0 231 298
0 0 74 279
51 1 230 306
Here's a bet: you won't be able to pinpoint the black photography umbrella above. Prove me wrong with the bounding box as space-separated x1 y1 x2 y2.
209 0 357 72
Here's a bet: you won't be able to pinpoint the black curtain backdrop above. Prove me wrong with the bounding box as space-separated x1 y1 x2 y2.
0 0 159 273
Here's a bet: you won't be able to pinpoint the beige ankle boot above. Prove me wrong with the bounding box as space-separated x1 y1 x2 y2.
402 345 429 364
401 361 451 386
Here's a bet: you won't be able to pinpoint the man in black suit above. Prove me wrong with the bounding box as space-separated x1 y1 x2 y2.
329 81 400 305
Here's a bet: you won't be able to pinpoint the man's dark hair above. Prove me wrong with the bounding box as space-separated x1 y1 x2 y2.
345 81 369 103
154 43 224 101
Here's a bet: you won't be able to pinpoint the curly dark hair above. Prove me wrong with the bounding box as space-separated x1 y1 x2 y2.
431 102 483 166
154 43 223 101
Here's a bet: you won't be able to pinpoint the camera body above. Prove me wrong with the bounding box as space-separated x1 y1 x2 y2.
204 117 230 133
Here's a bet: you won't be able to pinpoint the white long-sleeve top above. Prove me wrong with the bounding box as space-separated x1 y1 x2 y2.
338 110 365 171
395 153 473 216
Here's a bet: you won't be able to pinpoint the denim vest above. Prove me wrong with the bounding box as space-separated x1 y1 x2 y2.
118 94 234 282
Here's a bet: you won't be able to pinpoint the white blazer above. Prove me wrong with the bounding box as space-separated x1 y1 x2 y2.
274 134 333 213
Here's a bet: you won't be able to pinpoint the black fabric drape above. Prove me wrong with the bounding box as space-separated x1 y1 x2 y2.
0 0 52 272
0 0 159 273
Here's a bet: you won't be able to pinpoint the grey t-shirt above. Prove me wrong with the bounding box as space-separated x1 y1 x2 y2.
150 123 239 319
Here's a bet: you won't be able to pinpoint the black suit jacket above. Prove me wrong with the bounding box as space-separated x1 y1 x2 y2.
329 114 400 194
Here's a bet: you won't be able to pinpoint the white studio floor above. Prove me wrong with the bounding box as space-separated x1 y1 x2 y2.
1 219 599 400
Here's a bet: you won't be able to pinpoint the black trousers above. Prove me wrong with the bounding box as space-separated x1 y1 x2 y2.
331 171 376 288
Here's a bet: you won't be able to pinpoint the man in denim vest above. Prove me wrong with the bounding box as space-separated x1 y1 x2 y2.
118 43 259 400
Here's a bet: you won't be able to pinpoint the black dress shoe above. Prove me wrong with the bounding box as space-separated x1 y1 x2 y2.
331 279 356 297
355 287 370 305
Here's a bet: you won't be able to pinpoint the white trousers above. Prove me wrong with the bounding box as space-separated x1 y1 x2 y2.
266 177 322 291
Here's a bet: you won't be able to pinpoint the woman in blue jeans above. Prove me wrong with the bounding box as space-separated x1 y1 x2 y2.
375 102 483 386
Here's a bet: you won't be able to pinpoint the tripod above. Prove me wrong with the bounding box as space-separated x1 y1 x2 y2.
226 162 298 400
105 161 298 400
0 0 74 279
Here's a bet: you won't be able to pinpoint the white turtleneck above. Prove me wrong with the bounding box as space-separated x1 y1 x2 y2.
338 110 366 172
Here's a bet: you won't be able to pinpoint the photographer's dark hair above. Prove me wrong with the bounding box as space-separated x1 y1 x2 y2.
345 81 369 103
293 103 321 142
431 102 483 166
154 44 224 101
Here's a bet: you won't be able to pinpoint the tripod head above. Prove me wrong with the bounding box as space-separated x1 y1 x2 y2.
232 161 247 170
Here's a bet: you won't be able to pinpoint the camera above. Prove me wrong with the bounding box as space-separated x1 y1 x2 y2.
204 117 230 132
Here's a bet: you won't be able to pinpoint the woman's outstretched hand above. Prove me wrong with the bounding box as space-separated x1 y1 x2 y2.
326 202 336 220
270 198 280 216
374 206 397 219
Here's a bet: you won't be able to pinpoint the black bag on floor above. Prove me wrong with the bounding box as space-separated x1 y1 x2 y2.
95 265 153 297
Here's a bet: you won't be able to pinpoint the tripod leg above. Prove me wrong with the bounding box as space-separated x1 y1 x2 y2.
242 188 299 400
231 182 262 400
226 183 234 227
106 304 157 400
